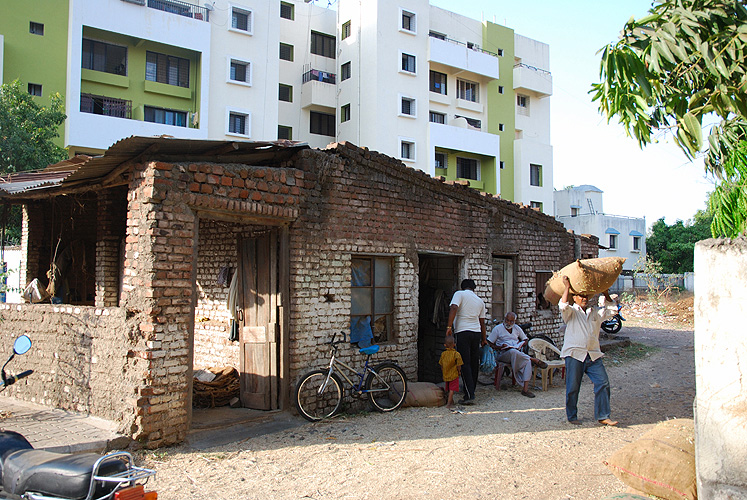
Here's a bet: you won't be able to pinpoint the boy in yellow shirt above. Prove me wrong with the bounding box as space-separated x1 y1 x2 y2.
439 334 464 408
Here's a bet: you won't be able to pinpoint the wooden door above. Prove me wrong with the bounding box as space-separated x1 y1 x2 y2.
238 232 278 410
492 257 514 320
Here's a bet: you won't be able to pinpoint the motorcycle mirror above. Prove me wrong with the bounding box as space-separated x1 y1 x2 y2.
13 335 32 356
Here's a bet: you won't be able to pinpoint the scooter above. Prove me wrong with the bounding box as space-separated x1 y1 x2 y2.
0 335 157 500
601 304 626 334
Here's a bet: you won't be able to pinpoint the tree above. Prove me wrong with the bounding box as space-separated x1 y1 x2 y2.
0 79 67 173
591 0 747 238
646 207 713 273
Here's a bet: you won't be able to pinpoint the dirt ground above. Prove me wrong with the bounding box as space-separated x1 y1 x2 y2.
140 296 695 500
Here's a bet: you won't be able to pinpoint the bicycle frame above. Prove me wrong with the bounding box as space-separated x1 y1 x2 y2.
321 344 373 394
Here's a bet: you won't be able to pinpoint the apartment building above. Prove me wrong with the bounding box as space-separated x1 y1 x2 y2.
554 185 647 271
0 0 553 210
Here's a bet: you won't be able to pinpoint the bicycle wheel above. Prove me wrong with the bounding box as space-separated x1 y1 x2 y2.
294 370 343 422
365 362 408 412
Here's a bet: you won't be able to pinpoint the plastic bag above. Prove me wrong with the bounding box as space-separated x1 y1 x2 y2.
479 345 496 374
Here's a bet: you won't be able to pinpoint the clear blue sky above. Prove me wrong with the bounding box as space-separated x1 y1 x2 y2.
427 0 714 229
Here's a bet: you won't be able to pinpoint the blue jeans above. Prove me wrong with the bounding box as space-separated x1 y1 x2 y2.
564 354 611 421
456 330 481 400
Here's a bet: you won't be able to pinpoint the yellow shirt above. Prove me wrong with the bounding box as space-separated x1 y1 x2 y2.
439 348 464 382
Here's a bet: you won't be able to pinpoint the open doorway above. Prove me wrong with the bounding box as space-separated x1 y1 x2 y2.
417 254 459 383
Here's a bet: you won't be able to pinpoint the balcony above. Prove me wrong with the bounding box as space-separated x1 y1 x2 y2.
121 0 210 22
302 69 336 85
513 63 552 97
301 69 336 109
80 93 132 119
428 35 499 80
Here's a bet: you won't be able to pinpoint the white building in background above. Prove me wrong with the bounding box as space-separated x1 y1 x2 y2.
554 185 646 271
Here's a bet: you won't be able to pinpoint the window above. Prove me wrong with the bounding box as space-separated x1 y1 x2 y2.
81 93 131 118
341 61 351 81
530 164 542 187
279 43 294 61
633 236 641 251
310 111 335 136
229 59 250 84
535 270 552 310
341 103 351 122
456 157 479 180
231 7 252 33
498 85 504 94
429 70 447 94
609 234 618 249
341 20 351 40
27 83 42 96
429 30 446 40
498 123 505 132
351 256 393 344
401 10 416 32
517 94 529 115
29 22 44 35
493 257 515 317
457 79 478 102
499 161 505 169
278 125 292 140
435 152 446 169
497 48 504 57
571 207 579 217
146 51 189 87
530 201 543 211
279 84 292 102
144 106 187 127
82 39 127 76
400 140 415 160
400 97 415 117
311 31 335 58
280 2 294 20
228 111 249 135
429 111 445 124
401 53 416 73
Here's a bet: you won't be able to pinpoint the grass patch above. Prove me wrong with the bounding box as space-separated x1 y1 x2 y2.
606 342 660 365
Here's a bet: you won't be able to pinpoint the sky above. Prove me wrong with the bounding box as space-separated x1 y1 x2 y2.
426 0 715 229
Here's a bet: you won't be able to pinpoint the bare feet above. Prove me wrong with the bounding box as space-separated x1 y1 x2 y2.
598 418 619 426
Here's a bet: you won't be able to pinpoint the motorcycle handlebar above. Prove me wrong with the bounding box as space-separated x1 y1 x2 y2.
2 370 34 387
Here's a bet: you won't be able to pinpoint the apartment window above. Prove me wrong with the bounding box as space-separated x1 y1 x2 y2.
500 161 505 169
29 22 44 35
456 157 479 180
351 256 393 344
230 59 250 84
498 85 504 94
279 43 294 61
633 236 641 251
429 30 446 40
341 61 351 81
429 70 447 95
278 125 292 140
530 201 543 211
457 79 478 102
279 84 293 102
517 94 529 115
429 111 445 124
81 93 131 118
146 51 189 88
609 234 618 249
530 164 542 187
401 53 416 73
280 2 294 20
400 97 415 117
27 83 42 97
341 104 351 122
400 140 415 160
342 20 351 40
228 111 249 135
401 10 416 32
82 39 127 76
231 7 252 33
497 48 504 57
311 31 336 58
498 123 505 132
571 207 579 217
435 152 446 169
310 111 335 136
144 106 187 127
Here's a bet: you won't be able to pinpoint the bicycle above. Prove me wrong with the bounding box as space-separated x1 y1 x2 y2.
294 331 408 422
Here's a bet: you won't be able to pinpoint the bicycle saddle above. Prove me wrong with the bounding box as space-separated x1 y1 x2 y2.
359 345 380 355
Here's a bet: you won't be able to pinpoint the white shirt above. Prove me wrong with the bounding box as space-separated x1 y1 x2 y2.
449 289 486 333
559 296 617 362
488 323 527 349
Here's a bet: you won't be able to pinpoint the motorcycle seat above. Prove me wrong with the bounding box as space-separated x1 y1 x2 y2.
0 430 33 483
2 448 126 499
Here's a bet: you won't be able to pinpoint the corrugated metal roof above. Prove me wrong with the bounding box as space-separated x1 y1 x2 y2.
0 171 75 195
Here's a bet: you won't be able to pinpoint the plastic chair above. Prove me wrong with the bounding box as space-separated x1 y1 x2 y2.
529 338 565 391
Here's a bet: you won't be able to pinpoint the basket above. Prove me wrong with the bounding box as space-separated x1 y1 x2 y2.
192 366 240 408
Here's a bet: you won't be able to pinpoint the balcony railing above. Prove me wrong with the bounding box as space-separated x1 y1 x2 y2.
428 32 499 58
80 93 132 119
513 62 551 76
302 69 336 85
122 0 210 22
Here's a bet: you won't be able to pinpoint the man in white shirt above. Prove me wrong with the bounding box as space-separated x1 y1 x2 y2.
559 275 619 426
446 279 486 405
487 312 547 398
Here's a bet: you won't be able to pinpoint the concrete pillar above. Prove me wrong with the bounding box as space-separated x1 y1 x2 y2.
694 237 747 498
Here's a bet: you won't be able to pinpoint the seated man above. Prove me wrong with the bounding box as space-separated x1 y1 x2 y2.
487 312 547 398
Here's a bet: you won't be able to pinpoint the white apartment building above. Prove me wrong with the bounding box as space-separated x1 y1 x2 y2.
554 185 646 271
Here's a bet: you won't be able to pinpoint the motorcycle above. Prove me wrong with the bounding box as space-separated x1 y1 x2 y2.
0 335 157 500
601 304 626 334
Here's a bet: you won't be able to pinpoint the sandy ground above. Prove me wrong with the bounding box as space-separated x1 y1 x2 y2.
140 298 695 500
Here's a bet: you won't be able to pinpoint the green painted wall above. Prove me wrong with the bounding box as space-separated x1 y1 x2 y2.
0 0 70 148
483 21 515 201
434 148 494 193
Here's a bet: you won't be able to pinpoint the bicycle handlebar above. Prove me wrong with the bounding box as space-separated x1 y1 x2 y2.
1 369 33 388
329 331 347 346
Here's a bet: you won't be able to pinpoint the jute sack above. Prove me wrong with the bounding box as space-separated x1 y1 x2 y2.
603 418 696 500
402 381 445 407
543 257 626 305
